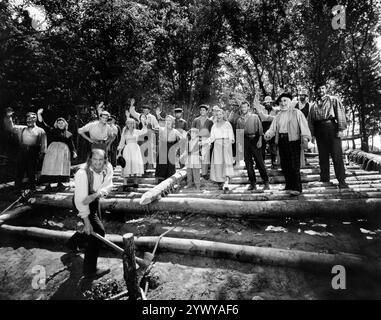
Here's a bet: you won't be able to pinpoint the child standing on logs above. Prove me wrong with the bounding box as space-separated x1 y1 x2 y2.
37 108 77 191
264 92 311 196
181 128 202 190
117 117 147 191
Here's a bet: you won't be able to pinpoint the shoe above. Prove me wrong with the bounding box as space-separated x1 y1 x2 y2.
263 182 270 190
56 183 66 192
133 184 139 188
321 181 333 187
338 182 350 189
44 185 52 192
248 184 257 191
84 267 110 279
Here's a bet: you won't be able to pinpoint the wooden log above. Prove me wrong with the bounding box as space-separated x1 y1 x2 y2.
140 168 188 205
1 224 378 274
0 205 33 225
122 233 140 300
168 191 381 201
28 192 381 218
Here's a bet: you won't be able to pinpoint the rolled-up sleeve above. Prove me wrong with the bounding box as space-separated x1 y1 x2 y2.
78 122 92 135
74 169 90 219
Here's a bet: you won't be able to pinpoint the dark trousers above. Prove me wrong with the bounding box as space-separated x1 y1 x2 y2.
278 137 302 192
262 122 277 163
83 200 105 274
315 121 346 183
15 145 39 191
244 137 268 185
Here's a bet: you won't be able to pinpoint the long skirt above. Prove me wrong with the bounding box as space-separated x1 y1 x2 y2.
122 142 144 177
40 142 70 183
210 139 234 183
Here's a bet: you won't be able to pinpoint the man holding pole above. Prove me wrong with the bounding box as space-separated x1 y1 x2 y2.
74 148 114 279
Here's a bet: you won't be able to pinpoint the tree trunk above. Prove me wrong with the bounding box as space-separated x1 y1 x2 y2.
122 233 140 300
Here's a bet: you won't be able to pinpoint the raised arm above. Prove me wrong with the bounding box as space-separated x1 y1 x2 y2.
129 98 141 121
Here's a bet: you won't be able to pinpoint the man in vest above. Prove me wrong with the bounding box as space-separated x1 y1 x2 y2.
254 96 278 168
174 107 188 168
4 110 47 193
295 88 310 119
74 149 114 279
237 101 270 191
308 83 349 189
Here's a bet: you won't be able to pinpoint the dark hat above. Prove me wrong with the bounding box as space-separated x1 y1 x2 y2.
275 92 293 105
199 104 209 110
26 112 37 118
174 107 183 113
117 156 126 168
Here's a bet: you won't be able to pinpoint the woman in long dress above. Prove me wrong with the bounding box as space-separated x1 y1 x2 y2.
155 115 185 183
117 118 147 190
37 108 77 191
204 108 235 190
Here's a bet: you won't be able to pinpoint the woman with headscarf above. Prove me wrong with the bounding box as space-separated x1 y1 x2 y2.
203 107 235 191
264 93 311 196
117 117 147 190
155 115 185 183
37 108 77 191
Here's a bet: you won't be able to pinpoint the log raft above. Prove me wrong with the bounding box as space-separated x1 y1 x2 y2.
3 152 380 219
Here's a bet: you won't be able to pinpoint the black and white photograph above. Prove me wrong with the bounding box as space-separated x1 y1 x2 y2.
0 0 381 306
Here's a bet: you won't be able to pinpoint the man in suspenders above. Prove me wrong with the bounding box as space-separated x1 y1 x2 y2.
74 149 114 279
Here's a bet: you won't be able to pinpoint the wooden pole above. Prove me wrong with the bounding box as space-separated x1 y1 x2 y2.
122 233 140 300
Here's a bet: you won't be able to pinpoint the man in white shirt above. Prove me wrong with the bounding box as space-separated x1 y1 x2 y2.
73 149 113 279
78 110 115 152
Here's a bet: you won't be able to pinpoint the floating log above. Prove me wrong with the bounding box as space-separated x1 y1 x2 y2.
29 192 381 218
140 168 187 205
0 224 379 274
122 233 140 300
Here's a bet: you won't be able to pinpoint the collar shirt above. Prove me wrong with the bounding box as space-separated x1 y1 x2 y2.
308 95 347 136
74 162 114 219
78 121 113 141
4 116 47 153
266 108 311 143
236 113 263 136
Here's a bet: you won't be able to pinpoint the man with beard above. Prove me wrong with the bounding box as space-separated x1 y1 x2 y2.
308 83 349 189
254 96 278 168
295 88 310 119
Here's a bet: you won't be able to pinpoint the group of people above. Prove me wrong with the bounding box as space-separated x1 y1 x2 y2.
1 81 350 279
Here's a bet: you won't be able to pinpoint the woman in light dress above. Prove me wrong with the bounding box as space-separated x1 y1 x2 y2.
203 107 235 190
117 117 147 190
